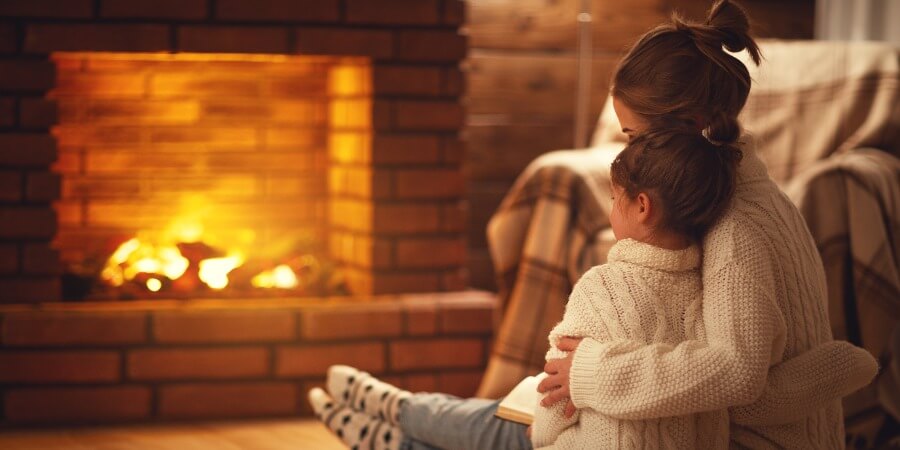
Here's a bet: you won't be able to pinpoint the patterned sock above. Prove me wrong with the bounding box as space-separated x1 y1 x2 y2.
308 387 403 450
327 365 412 426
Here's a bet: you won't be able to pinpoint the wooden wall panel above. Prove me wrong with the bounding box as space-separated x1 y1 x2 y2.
469 0 667 52
668 0 815 39
467 50 620 122
465 122 574 181
465 0 815 290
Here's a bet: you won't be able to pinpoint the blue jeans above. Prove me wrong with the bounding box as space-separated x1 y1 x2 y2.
398 393 532 450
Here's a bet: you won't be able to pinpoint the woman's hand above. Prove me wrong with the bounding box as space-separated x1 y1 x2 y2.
537 337 583 418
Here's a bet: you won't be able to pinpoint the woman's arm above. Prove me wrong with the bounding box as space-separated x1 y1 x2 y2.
542 256 783 420
532 391 579 447
731 340 878 425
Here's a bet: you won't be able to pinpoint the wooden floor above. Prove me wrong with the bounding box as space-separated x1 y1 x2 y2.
0 419 345 450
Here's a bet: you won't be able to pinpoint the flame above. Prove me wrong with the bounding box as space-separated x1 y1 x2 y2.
158 246 189 280
101 265 125 286
251 264 299 289
103 228 307 293
198 253 245 290
110 238 140 265
170 221 204 244
103 239 191 287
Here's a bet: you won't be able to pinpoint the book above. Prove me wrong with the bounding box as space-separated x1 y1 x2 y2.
494 372 548 426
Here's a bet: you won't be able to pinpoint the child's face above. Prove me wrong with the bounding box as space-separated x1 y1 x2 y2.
609 184 644 241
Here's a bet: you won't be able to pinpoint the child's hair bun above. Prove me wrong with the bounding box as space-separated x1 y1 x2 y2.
706 110 741 145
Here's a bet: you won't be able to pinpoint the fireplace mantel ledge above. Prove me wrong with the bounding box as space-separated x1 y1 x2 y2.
0 290 497 314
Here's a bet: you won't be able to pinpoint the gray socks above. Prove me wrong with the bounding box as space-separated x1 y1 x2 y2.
308 387 402 450
326 365 412 426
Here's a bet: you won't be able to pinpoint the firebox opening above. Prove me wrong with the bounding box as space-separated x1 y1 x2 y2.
49 52 372 300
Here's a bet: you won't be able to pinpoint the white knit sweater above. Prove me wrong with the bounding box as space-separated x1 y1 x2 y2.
532 239 731 449
559 147 852 449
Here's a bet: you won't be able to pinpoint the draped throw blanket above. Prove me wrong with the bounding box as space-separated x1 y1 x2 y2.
786 149 899 356
785 149 900 423
736 40 900 183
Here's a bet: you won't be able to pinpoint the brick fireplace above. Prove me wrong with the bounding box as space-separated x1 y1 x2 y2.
0 0 468 303
0 0 495 426
52 51 370 300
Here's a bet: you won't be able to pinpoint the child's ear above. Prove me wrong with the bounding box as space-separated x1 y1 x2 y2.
635 192 652 224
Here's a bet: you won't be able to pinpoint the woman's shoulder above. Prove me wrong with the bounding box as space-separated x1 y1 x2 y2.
703 206 769 270
703 188 804 276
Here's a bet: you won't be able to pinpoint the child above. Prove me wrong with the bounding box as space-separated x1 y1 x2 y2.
529 128 741 449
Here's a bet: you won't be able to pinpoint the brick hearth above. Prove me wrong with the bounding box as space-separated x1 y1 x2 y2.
0 291 495 425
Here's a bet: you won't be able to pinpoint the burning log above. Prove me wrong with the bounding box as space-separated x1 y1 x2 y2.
176 242 224 266
89 233 346 299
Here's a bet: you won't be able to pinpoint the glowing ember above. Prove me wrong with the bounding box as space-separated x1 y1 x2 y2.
252 264 299 289
146 278 162 292
198 253 245 290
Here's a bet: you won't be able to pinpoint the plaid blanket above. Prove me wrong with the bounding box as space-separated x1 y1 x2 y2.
786 150 900 371
785 149 900 441
737 40 900 184
477 40 900 399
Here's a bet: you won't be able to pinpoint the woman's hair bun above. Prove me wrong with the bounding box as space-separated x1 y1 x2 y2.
705 0 761 65
611 0 762 146
670 1 761 68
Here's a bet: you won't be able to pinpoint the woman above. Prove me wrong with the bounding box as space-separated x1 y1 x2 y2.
537 1 867 448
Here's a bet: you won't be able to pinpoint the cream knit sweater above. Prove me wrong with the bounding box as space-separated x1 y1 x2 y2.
558 147 859 449
532 239 731 449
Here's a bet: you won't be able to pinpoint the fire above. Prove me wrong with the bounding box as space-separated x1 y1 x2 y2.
251 264 299 289
102 239 189 287
198 253 245 290
102 234 304 293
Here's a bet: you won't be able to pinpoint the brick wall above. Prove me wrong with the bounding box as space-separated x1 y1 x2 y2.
0 0 468 302
0 291 495 424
